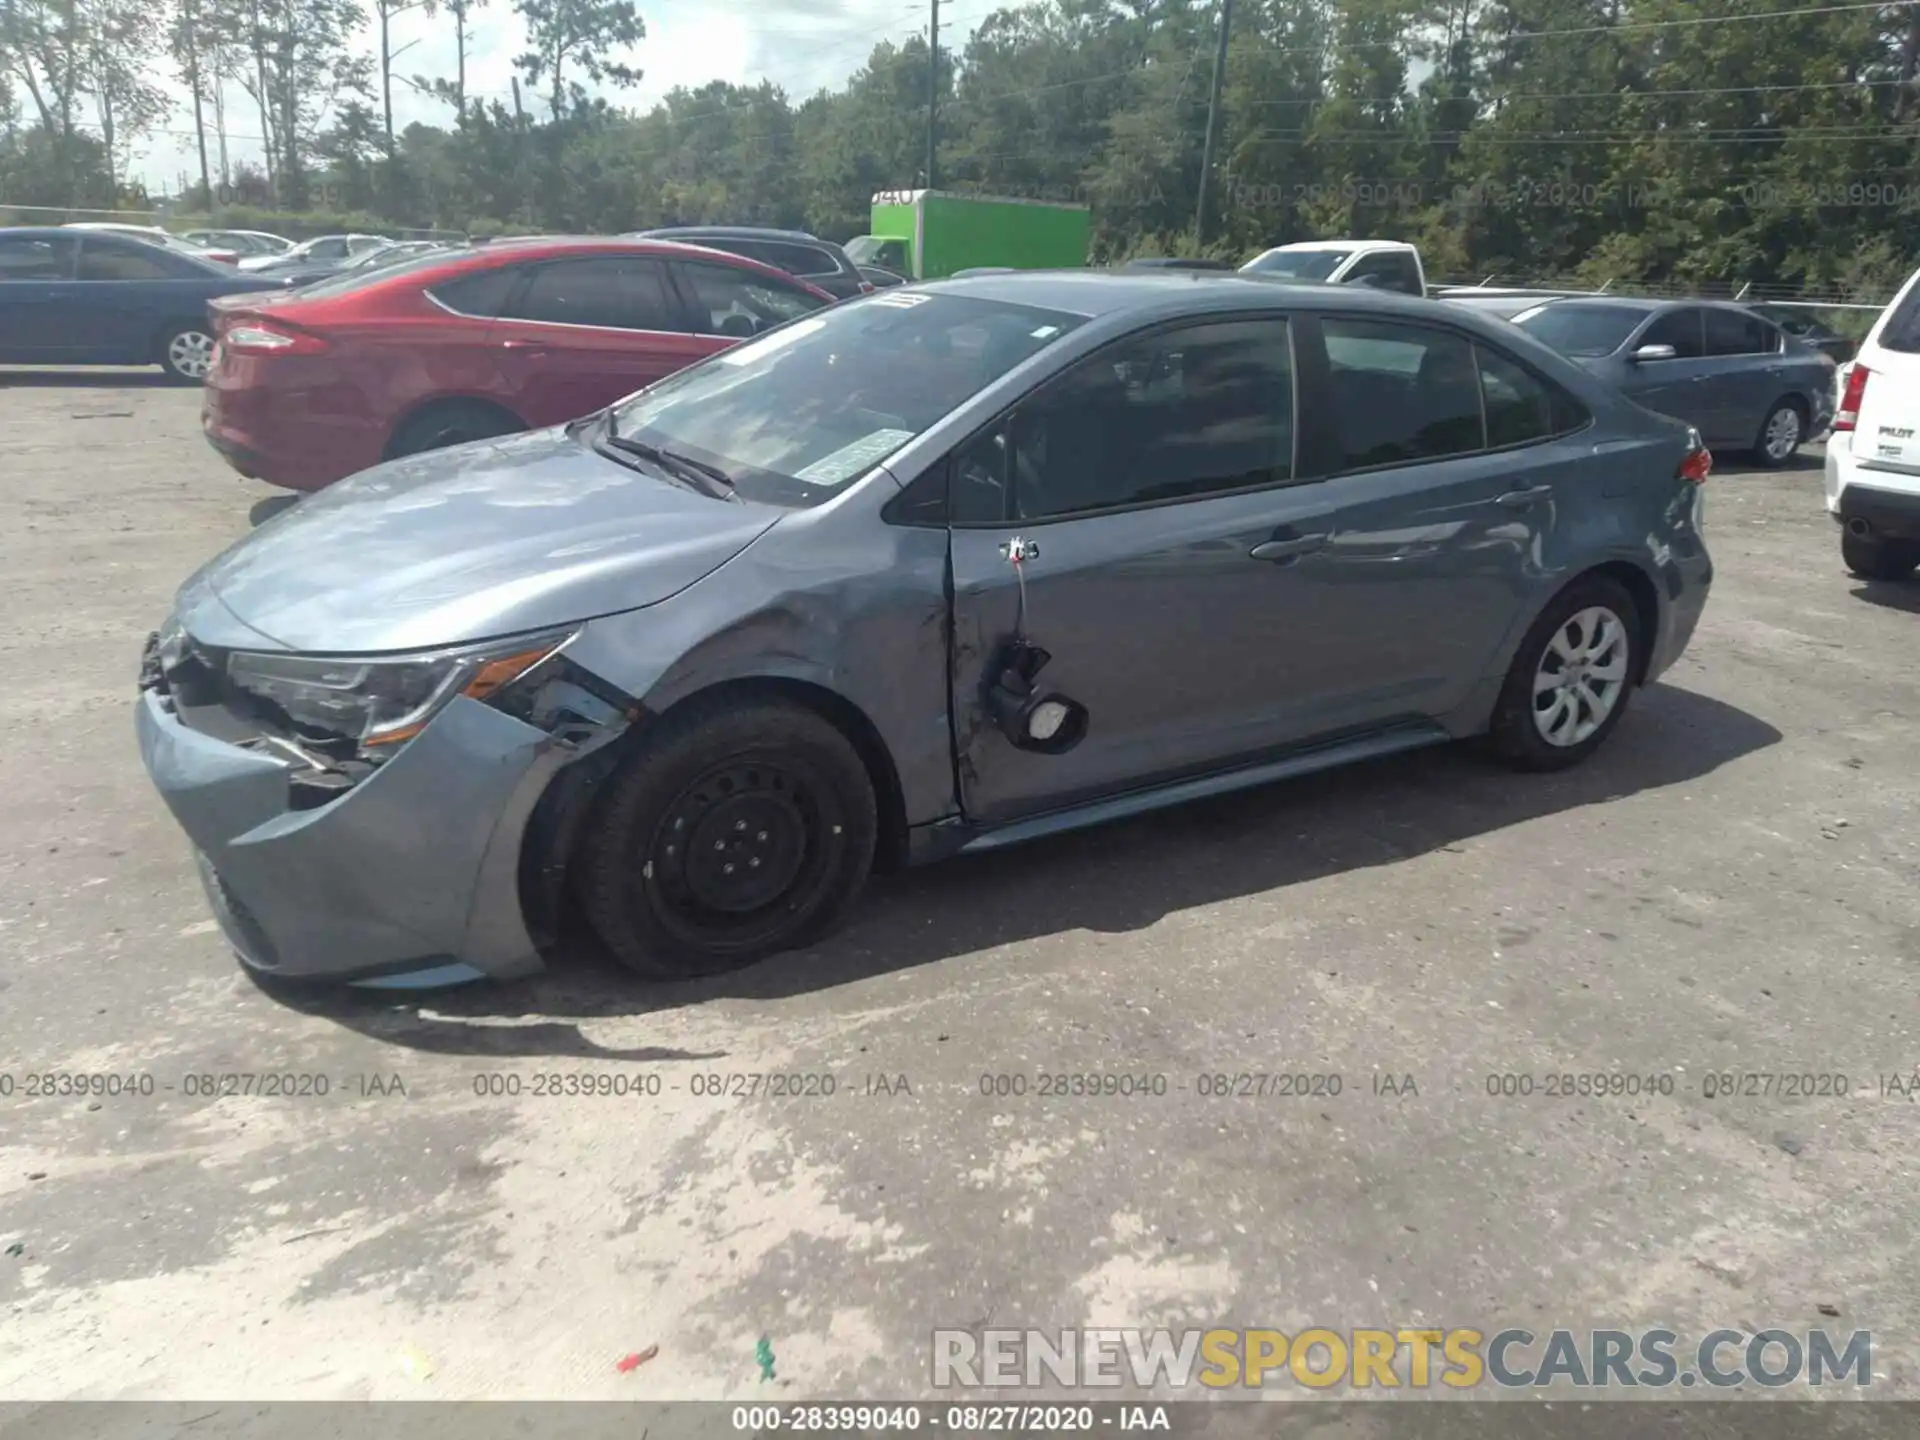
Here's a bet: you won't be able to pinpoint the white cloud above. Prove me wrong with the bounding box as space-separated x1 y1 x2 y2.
122 0 998 194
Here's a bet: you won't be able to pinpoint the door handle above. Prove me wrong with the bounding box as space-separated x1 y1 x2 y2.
1495 485 1553 508
1250 532 1328 562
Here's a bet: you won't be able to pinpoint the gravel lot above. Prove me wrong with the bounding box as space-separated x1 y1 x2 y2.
1 369 1917 1404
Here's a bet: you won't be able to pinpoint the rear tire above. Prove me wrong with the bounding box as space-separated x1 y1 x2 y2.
575 697 877 980
158 323 216 383
1487 575 1641 772
1842 529 1920 581
1750 398 1805 469
385 400 523 460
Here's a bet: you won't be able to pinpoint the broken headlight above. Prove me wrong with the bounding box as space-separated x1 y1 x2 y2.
225 629 577 752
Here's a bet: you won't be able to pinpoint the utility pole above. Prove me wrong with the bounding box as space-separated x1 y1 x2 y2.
510 76 529 224
1193 0 1234 245
925 0 939 190
183 0 213 207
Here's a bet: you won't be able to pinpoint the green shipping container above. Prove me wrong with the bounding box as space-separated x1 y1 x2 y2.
855 190 1090 280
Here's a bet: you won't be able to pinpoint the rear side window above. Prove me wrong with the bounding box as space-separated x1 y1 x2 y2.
1640 309 1705 359
429 265 521 318
1346 251 1421 295
76 241 180 280
1705 308 1778 356
675 260 826 337
0 234 75 279
1477 347 1591 447
504 257 682 331
1323 318 1483 468
1878 282 1920 353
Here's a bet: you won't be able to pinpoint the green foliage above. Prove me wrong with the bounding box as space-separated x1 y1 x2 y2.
3 0 1917 297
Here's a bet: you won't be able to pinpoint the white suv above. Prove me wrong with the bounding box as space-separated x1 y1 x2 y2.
1825 277 1920 581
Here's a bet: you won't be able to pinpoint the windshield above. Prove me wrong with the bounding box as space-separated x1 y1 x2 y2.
1513 303 1647 357
1240 248 1351 281
604 291 1087 508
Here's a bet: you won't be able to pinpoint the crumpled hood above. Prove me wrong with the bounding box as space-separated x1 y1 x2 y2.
186 426 781 653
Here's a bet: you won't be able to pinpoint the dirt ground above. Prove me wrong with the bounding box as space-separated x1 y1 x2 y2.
1 369 1917 1404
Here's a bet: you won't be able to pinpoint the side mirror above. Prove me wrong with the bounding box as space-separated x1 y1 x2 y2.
1631 343 1678 362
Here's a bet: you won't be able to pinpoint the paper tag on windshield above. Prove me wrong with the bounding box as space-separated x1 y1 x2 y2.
871 291 930 308
793 429 916 486
718 316 827 363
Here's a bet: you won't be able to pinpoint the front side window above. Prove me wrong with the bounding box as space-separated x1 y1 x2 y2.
1639 309 1705 359
606 291 1086 508
0 234 75 280
676 260 826 337
503 257 682 332
956 318 1295 523
76 241 180 281
1323 317 1482 468
1346 252 1422 295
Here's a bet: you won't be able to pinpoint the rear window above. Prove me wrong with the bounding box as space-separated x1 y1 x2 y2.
1513 303 1646 357
1878 281 1920 353
1242 249 1350 281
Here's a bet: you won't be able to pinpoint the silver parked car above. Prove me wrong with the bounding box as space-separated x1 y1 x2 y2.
137 273 1713 988
1510 297 1836 467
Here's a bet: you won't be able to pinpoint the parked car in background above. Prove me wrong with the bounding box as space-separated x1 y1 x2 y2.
237 232 389 273
182 229 294 258
0 226 290 380
233 239 443 289
202 236 836 491
139 271 1711 987
62 221 240 266
1512 297 1834 468
1746 303 1857 365
1824 271 1920 581
1439 290 1567 320
631 226 871 299
1240 240 1427 297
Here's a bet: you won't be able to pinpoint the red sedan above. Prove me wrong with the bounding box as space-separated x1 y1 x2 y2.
202 237 837 492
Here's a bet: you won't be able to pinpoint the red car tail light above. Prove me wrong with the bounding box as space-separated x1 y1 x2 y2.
1833 363 1871 432
223 322 329 356
1678 428 1712 483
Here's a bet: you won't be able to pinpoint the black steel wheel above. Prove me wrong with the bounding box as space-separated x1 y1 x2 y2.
576 698 877 979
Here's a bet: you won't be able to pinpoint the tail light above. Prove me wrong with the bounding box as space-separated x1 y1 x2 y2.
1679 428 1712 483
221 322 329 356
1834 363 1871 432
858 280 876 294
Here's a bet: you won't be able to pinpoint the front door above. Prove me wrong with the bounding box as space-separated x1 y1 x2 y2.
1618 307 1720 437
489 255 716 425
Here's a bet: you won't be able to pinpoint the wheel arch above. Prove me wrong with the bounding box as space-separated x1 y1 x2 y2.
1560 559 1662 686
382 394 528 461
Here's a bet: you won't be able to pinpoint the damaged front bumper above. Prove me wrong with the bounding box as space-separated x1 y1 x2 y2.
135 637 631 987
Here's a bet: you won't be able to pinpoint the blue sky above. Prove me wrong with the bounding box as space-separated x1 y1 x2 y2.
134 0 1007 192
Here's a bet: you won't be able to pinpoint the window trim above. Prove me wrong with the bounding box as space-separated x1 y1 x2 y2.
944 311 1306 530
492 255 692 336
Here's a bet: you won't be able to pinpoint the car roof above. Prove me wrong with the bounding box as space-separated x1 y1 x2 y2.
1263 239 1411 252
639 225 830 244
912 269 1482 322
1525 295 1767 317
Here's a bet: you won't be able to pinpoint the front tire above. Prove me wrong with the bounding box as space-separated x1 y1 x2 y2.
1488 575 1641 772
159 324 216 383
1750 398 1805 469
575 698 877 980
1842 529 1920 581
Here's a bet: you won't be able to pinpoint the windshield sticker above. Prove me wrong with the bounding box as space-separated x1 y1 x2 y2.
1031 324 1061 339
870 291 930 308
793 429 917 486
717 316 827 364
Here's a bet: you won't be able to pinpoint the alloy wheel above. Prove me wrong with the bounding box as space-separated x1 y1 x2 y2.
1763 405 1802 461
168 329 215 380
1532 606 1629 748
